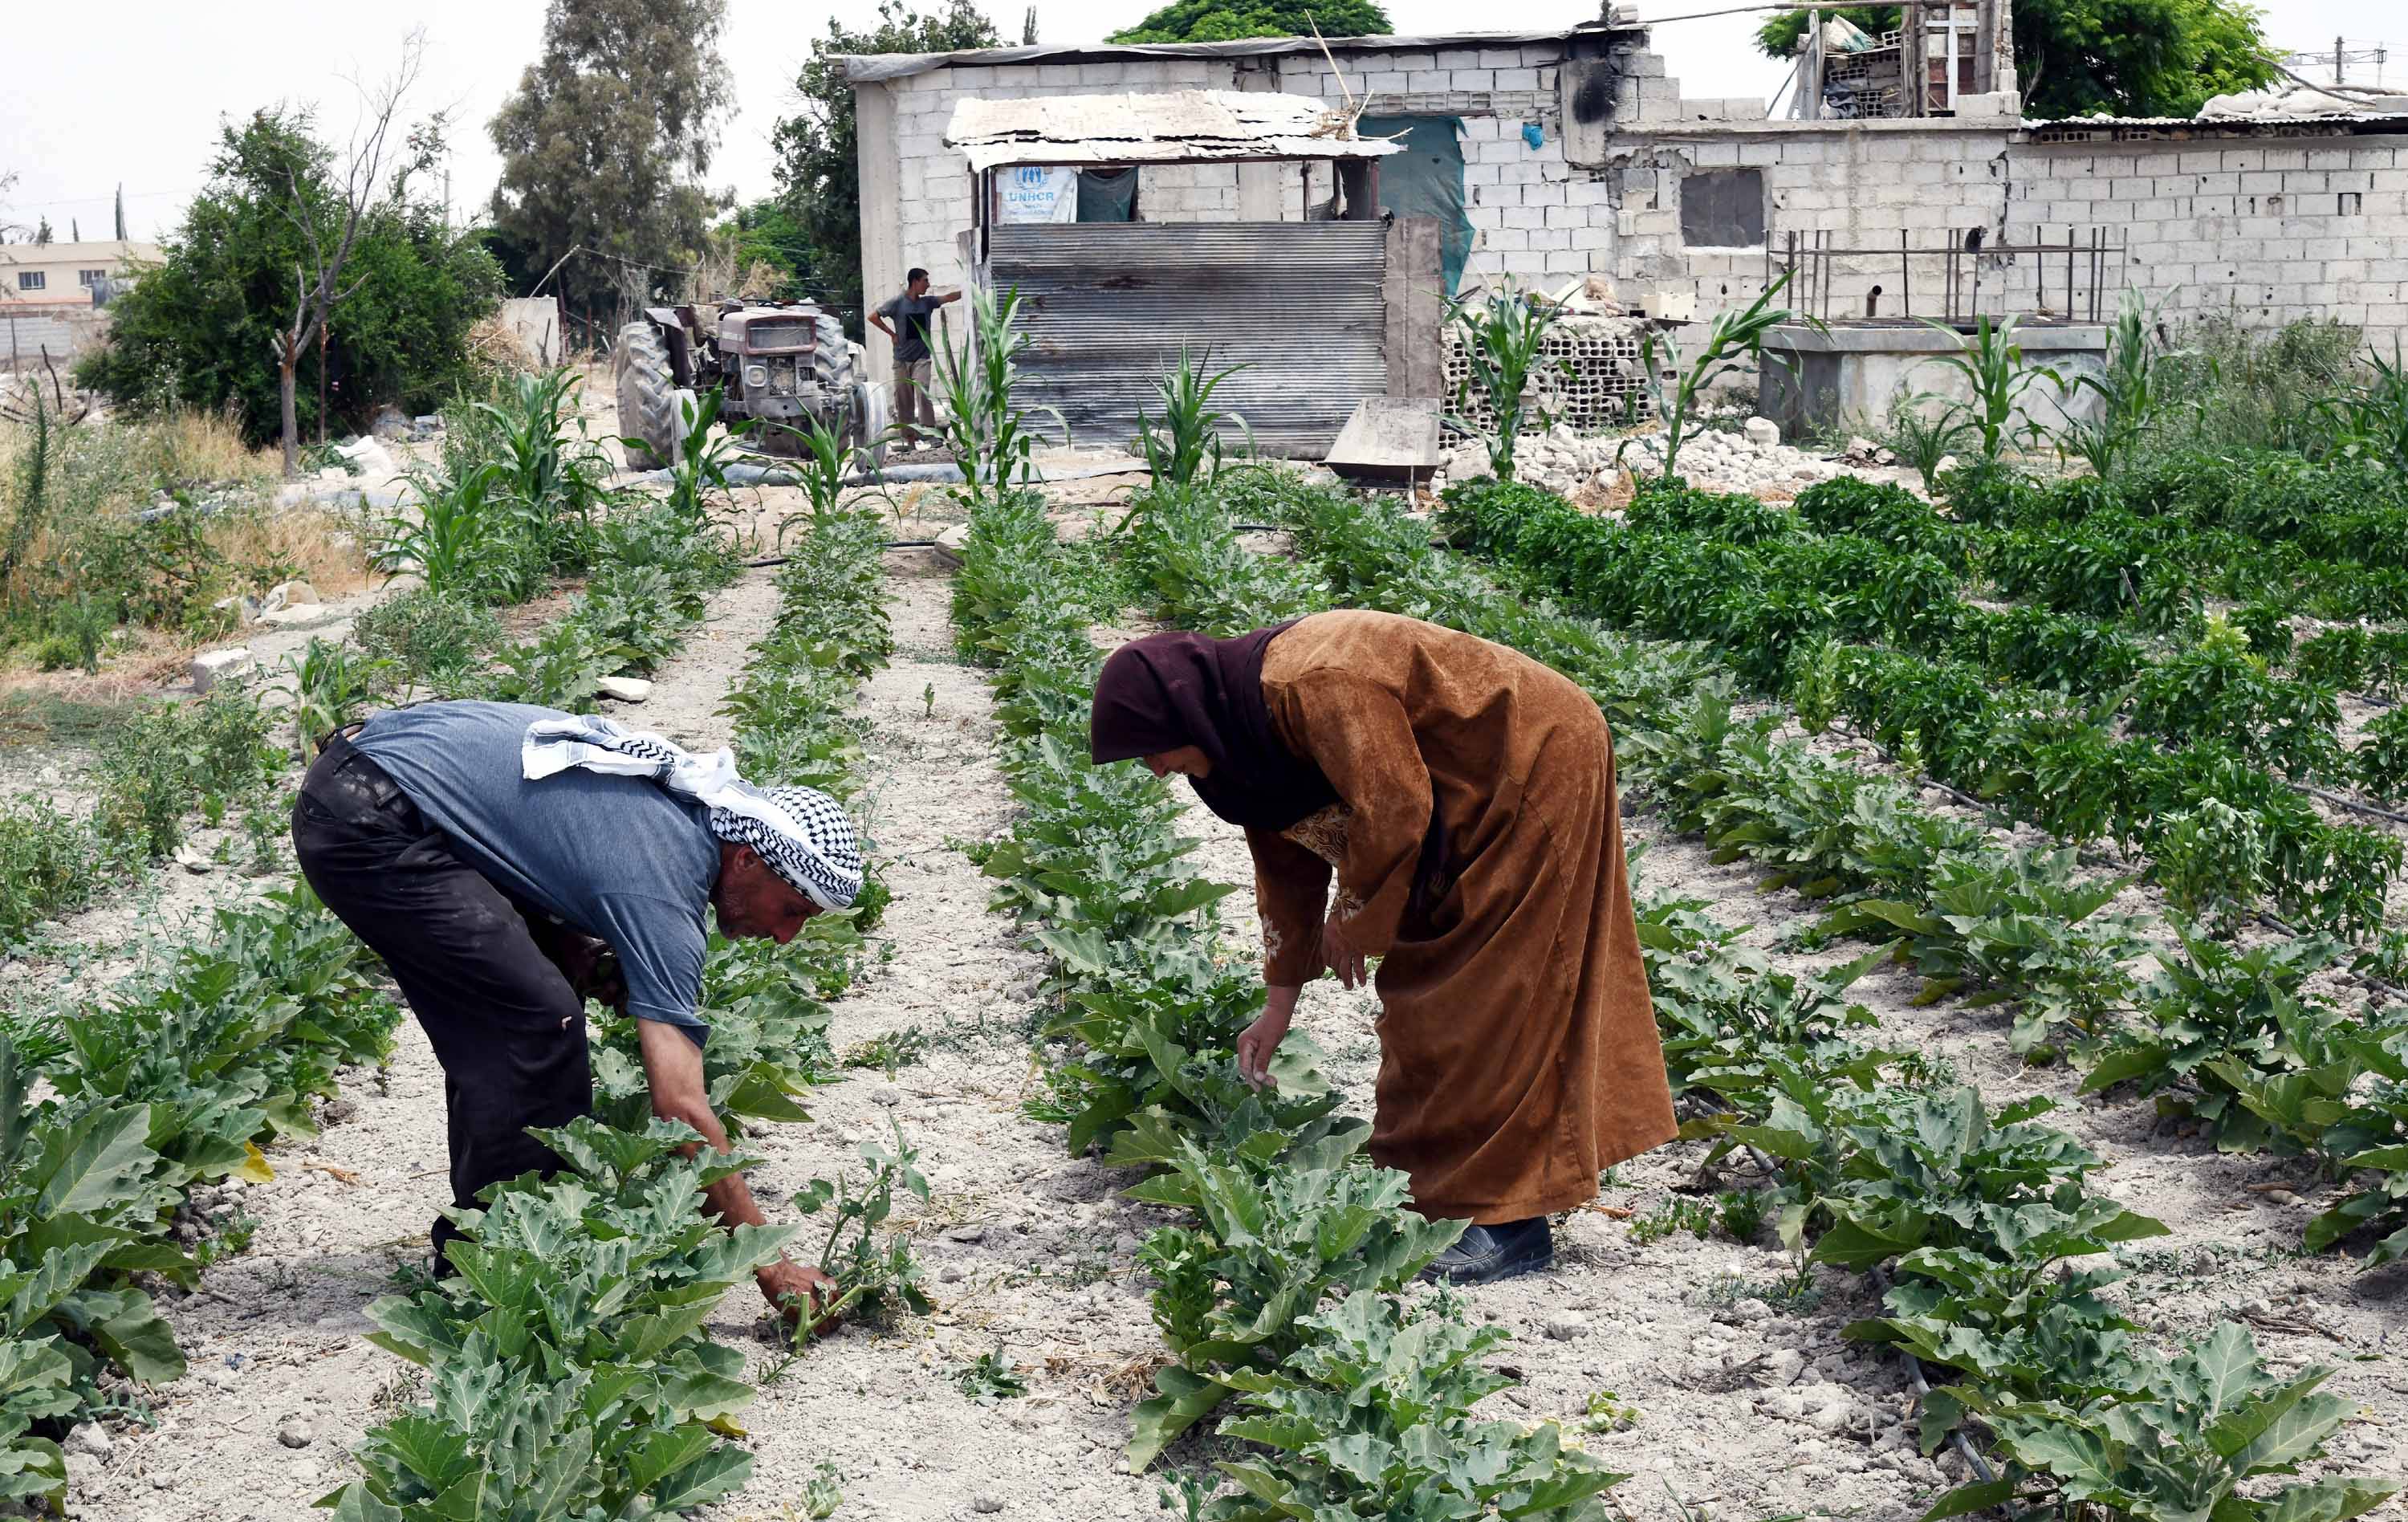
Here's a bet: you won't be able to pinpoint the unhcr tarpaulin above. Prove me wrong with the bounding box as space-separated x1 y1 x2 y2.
1358 115 1471 296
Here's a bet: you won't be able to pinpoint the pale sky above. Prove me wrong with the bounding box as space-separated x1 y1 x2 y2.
1 0 2394 244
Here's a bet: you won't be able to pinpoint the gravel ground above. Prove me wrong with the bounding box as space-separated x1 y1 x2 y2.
41 538 2408 1522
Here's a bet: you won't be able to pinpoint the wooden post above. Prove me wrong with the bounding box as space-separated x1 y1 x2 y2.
317 323 328 446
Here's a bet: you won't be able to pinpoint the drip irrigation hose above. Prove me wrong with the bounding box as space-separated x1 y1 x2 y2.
1706 1097 2004 1500
1868 1267 2002 1492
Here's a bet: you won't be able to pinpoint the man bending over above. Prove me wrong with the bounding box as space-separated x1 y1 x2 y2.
293 700 862 1321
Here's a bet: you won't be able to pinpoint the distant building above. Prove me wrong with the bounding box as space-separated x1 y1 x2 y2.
0 239 162 306
0 239 162 370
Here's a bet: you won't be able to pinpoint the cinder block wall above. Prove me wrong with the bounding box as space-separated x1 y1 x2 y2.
854 37 1606 376
854 35 2408 389
2004 136 2408 347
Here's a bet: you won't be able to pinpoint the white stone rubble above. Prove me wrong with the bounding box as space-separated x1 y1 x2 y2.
1438 418 1855 499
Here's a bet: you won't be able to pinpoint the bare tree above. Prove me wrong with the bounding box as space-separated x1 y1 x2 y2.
268 31 442 477
0 170 28 241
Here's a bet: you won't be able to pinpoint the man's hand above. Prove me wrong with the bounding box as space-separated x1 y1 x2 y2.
870 315 897 343
758 1256 840 1333
1238 986 1301 1089
1323 913 1367 990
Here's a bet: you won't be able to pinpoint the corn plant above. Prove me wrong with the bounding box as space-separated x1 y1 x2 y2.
1918 313 2064 465
2316 340 2408 476
270 638 391 760
771 413 896 536
934 287 1060 508
1880 389 1977 494
1137 348 1250 493
2056 290 2164 481
376 462 508 600
1445 280 1568 480
1627 271 1813 481
473 366 611 574
659 387 750 528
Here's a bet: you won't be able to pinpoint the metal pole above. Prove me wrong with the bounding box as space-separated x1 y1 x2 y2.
1901 229 1910 317
317 323 327 446
2336 36 2346 85
2038 224 2048 315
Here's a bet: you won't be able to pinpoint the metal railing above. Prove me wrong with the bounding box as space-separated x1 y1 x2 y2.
1765 226 2129 325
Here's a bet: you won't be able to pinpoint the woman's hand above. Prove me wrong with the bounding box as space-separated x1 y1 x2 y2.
1239 987 1300 1090
1323 912 1367 990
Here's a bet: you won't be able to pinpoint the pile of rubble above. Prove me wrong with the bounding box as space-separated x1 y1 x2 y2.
1437 417 1857 500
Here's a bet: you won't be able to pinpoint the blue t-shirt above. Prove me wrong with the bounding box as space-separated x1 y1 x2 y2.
351 701 720 1038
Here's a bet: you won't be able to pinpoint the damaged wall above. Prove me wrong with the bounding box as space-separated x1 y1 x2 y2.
848 32 1620 380
851 27 2408 391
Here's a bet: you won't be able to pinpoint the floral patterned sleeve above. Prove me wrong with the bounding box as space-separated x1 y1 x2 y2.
1244 826 1332 987
1273 671 1432 959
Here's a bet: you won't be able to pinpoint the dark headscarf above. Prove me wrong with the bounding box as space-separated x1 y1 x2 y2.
1090 623 1339 830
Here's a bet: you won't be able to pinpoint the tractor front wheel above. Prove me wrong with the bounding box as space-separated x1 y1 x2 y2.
613 322 679 470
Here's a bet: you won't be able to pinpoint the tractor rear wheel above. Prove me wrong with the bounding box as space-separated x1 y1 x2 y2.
613 321 679 470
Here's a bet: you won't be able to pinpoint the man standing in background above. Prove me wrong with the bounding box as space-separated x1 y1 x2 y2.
870 267 960 448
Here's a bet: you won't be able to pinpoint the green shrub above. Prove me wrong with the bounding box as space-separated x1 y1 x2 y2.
351 588 505 692
91 693 276 858
0 800 99 942
2356 707 2408 800
74 107 504 445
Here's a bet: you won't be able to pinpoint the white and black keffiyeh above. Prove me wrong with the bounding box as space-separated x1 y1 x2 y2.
522 714 863 910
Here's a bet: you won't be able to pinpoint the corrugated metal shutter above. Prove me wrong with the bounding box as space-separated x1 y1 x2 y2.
986 221 1386 456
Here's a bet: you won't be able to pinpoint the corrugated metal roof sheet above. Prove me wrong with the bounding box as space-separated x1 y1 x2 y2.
841 24 1631 83
2025 112 2408 132
988 220 1388 454
946 91 1401 170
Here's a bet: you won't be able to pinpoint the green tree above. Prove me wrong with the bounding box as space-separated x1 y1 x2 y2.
1108 0 1389 43
77 109 502 447
488 0 732 319
767 0 1000 336
115 183 126 242
1753 0 2275 118
2015 0 2276 118
34 217 51 246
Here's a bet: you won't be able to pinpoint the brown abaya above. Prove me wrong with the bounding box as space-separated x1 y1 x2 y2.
1238 611 1675 1224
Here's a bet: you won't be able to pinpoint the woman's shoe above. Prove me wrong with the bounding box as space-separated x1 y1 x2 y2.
1420 1216 1553 1284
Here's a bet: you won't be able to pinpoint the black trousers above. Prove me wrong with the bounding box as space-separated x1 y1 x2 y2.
291 735 592 1262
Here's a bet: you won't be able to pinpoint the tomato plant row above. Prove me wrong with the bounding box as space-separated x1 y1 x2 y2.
1444 478 2402 937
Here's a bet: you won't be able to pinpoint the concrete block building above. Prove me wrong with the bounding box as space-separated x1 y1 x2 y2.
844 25 2408 385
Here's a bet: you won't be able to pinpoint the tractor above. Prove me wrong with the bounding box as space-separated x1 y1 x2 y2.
613 301 889 470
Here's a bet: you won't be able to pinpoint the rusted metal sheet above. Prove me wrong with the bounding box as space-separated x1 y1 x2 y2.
946 91 1399 172
988 220 1386 456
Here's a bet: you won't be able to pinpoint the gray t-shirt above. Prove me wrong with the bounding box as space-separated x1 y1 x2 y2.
351 701 720 1038
877 291 945 364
